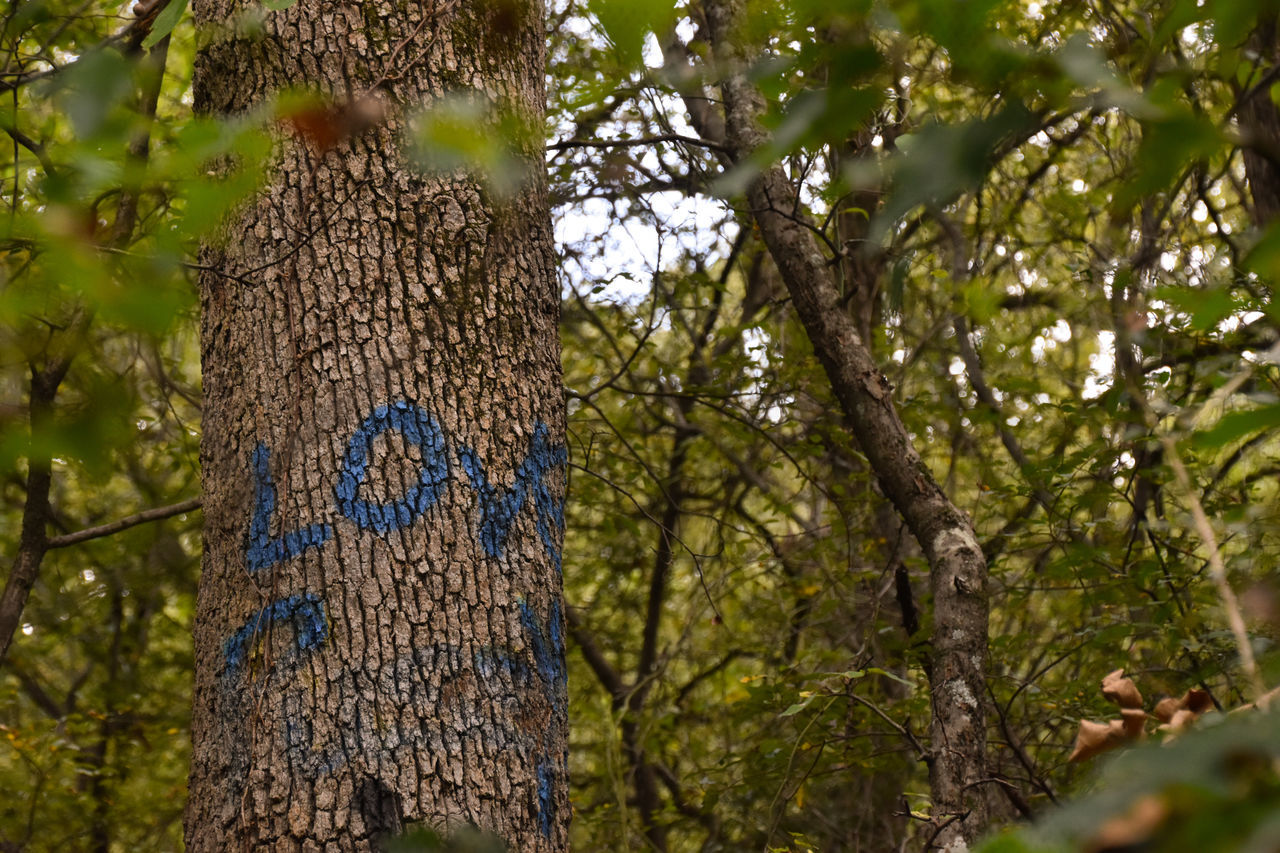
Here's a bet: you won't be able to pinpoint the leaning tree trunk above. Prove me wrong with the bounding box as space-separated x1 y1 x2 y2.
184 2 568 850
701 0 990 848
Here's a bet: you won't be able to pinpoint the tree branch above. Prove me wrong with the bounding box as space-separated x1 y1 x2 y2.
3 126 56 176
548 134 730 154
46 497 201 550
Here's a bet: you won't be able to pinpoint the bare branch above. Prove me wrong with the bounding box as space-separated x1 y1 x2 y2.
3 126 56 176
46 497 201 550
548 134 730 154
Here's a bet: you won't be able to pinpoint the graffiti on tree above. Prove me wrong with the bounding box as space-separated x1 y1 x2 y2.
459 422 568 572
222 592 328 676
335 401 450 534
219 400 566 834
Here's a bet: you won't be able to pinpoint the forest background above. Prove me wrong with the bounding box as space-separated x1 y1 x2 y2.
2 0 1280 850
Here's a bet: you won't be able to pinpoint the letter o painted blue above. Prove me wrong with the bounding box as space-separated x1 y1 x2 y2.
335 401 448 533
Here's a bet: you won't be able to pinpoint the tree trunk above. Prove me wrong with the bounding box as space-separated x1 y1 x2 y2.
184 2 568 850
1241 17 1280 227
701 1 990 847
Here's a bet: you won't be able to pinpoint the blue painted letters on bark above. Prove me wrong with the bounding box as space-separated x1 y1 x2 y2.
223 592 328 676
227 404 566 672
519 597 568 836
242 401 563 580
335 401 449 533
458 423 568 571
518 598 567 711
536 759 555 837
222 400 567 837
245 443 333 573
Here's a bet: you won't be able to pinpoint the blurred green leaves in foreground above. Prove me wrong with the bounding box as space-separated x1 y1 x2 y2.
980 712 1280 852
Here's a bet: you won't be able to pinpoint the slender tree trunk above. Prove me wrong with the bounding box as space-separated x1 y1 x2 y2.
701 1 989 847
0 369 56 663
1241 17 1280 227
185 2 568 850
0 33 167 665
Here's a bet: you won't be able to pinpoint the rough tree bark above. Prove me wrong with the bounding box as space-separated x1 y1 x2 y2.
185 2 568 850
1241 16 1280 228
700 1 990 848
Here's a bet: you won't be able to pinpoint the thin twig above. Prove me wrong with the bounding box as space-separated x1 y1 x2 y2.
848 692 928 760
1159 437 1264 699
548 134 730 154
46 497 201 549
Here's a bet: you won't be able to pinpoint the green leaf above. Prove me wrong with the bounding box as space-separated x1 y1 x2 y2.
872 103 1038 240
54 50 134 138
1056 33 1154 117
261 0 298 9
1193 403 1280 450
142 0 189 49
1113 108 1222 213
1155 284 1236 332
1207 0 1280 48
1246 220 1280 283
780 699 812 717
963 279 1003 324
909 0 1001 55
866 667 914 687
407 92 538 194
587 0 677 67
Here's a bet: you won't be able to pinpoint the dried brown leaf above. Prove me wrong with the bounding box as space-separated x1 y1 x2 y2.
1181 688 1213 715
1120 707 1148 739
1102 668 1144 709
1160 708 1197 734
1069 719 1126 763
278 97 386 154
1153 697 1180 724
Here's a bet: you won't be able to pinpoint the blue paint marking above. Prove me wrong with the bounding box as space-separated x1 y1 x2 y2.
519 598 566 710
226 403 569 829
223 592 328 676
246 443 334 572
457 423 567 570
536 758 555 837
335 401 449 533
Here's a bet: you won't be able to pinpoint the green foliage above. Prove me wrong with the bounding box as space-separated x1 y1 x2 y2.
978 712 1280 852
4 0 1280 849
552 0 1280 847
407 93 540 194
142 0 189 49
0 2 245 847
587 0 677 67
